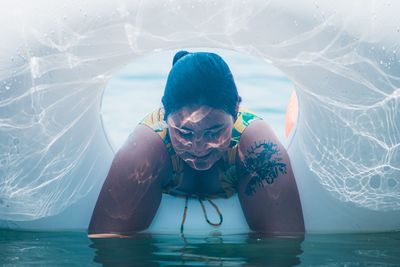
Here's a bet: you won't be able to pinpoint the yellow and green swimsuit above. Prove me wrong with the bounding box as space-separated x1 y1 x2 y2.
140 107 261 199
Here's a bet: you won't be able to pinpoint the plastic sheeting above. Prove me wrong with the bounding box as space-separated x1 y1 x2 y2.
0 0 399 232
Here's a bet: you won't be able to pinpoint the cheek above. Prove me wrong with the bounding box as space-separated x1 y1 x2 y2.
219 136 232 151
216 129 232 144
169 133 191 152
207 131 232 151
169 128 233 153
173 135 190 146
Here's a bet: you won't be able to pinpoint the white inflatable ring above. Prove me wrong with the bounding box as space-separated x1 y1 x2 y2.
1 0 399 234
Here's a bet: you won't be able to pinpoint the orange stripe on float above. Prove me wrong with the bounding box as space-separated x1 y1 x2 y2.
285 90 299 138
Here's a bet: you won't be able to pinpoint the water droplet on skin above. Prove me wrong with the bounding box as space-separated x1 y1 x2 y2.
5 86 10 90
380 60 383 65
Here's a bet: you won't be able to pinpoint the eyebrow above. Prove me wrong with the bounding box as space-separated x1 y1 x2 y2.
179 124 225 131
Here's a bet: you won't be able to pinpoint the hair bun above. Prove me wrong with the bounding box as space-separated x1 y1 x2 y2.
172 50 190 65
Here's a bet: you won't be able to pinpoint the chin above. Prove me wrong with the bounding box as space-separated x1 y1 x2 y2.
189 161 214 171
186 155 222 171
187 161 215 171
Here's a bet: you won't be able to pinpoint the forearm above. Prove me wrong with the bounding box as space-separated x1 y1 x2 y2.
88 125 170 237
238 171 305 235
88 149 164 235
88 178 162 235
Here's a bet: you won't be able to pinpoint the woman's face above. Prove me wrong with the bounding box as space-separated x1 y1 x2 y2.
167 105 234 171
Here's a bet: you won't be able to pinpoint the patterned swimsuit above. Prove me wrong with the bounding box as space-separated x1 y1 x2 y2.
140 106 262 199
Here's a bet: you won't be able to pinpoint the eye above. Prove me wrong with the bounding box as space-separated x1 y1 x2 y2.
205 129 223 139
177 129 193 138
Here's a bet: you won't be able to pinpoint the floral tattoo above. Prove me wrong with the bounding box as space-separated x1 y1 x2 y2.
243 140 287 196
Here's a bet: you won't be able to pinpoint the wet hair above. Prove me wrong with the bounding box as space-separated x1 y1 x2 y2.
162 50 242 120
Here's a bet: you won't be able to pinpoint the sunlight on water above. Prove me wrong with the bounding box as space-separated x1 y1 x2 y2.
1 230 399 266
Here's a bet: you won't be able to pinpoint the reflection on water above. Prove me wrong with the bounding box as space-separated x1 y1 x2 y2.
1 230 400 266
90 233 303 266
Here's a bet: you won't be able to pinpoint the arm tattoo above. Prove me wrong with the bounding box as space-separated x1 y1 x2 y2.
243 140 287 196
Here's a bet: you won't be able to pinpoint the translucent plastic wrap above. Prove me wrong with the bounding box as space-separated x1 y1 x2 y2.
0 0 399 232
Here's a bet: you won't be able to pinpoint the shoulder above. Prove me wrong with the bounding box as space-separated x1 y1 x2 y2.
139 108 169 141
238 119 280 150
234 106 280 155
115 124 172 186
233 108 262 134
231 107 262 146
237 119 284 160
236 119 288 181
118 124 167 158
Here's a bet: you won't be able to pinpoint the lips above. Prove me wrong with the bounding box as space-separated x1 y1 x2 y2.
190 151 213 160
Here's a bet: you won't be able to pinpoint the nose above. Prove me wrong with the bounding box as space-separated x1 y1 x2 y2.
190 134 209 156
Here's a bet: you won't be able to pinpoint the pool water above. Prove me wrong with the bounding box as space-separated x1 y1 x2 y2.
1 230 399 266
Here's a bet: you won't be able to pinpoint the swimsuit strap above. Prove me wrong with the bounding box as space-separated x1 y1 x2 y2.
198 197 223 227
180 194 224 234
180 196 189 234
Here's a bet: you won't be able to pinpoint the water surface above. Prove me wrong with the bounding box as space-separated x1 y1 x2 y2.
1 230 399 266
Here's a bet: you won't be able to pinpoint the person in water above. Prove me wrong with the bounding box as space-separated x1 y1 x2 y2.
88 51 305 237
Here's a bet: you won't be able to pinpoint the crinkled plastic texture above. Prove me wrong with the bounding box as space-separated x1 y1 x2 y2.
0 0 399 225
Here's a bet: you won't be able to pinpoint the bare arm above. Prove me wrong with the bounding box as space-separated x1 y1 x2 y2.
88 124 171 237
237 120 305 235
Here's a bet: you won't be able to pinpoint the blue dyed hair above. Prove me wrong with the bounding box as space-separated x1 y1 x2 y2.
162 51 241 120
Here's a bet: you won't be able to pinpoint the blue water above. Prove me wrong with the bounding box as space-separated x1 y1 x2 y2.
1 230 400 266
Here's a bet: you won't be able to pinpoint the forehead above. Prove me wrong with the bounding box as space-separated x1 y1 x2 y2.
168 105 232 129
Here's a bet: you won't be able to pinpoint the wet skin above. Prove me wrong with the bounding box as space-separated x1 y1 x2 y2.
167 105 234 171
168 105 304 234
89 105 304 236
